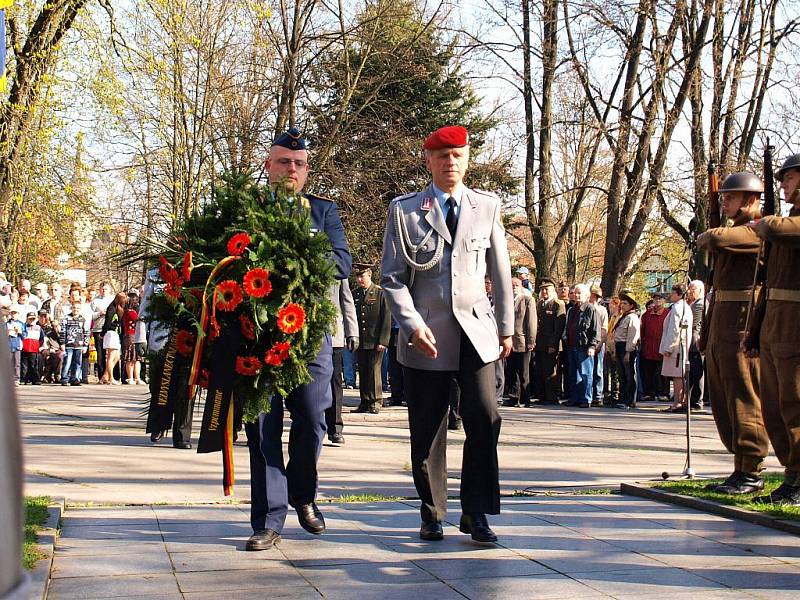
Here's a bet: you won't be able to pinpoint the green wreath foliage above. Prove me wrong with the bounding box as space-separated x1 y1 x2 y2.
144 172 337 422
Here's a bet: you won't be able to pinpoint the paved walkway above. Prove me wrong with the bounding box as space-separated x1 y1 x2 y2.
48 497 800 599
18 385 782 504
17 384 799 598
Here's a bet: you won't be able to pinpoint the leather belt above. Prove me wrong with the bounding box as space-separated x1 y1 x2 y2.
768 288 800 302
715 289 754 302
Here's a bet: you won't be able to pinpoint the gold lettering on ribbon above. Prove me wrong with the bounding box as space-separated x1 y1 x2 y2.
158 337 178 407
209 389 223 432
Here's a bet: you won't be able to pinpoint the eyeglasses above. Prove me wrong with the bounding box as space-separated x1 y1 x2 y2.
274 158 308 169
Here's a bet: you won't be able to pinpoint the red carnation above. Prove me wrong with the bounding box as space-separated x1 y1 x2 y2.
242 268 272 298
264 342 291 366
227 232 251 256
276 303 306 334
239 313 257 341
158 256 182 287
175 330 197 357
181 251 194 281
235 355 262 377
164 286 180 300
215 280 243 312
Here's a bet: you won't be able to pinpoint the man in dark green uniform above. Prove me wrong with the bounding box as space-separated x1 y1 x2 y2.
352 265 392 413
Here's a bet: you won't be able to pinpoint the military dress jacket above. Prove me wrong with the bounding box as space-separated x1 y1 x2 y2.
353 283 391 350
305 193 352 280
536 298 566 351
380 184 513 371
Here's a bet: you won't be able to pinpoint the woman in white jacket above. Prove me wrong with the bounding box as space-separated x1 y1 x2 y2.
660 283 693 412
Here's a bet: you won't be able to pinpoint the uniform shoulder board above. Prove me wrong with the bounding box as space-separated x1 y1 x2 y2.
305 193 334 203
391 192 416 203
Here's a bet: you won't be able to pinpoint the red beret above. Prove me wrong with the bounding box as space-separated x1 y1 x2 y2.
423 125 469 150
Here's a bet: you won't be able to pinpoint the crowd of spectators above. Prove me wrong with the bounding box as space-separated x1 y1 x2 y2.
493 270 707 414
2 273 146 387
339 269 708 419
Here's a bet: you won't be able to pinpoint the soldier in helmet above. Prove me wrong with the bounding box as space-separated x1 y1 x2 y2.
749 154 800 505
696 171 769 494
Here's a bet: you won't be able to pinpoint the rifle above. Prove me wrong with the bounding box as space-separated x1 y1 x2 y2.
743 140 777 351
708 161 721 230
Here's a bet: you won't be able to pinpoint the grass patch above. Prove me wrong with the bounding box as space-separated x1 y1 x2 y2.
655 472 800 521
323 493 402 503
573 488 616 495
508 488 618 497
24 496 51 570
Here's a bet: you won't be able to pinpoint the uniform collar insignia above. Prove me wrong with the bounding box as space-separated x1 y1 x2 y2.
420 197 433 212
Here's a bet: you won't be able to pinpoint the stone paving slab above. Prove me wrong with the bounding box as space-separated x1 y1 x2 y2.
45 497 800 599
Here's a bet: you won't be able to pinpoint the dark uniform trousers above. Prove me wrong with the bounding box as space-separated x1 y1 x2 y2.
246 335 333 533
357 347 384 409
505 350 531 405
533 350 558 403
325 347 345 436
404 330 501 523
388 328 405 403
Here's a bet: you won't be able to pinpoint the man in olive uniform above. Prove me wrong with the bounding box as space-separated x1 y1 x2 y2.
750 154 800 505
352 265 392 414
697 172 769 494
533 278 566 404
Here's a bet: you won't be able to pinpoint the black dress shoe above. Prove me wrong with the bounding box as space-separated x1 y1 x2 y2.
368 405 380 414
173 441 192 449
714 471 764 495
329 433 345 445
459 513 497 543
690 403 703 411
150 431 164 443
296 502 326 534
245 528 281 551
419 521 443 541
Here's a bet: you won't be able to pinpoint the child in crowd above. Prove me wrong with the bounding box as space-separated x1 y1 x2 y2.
6 305 25 385
21 311 45 384
60 301 90 386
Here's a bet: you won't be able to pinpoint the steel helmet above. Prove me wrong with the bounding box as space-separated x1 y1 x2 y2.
776 154 800 182
719 172 764 194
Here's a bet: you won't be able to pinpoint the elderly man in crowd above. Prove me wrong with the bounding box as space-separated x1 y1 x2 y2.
504 277 537 407
562 283 600 408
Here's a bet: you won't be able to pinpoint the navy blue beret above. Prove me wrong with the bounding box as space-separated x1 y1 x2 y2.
272 127 307 150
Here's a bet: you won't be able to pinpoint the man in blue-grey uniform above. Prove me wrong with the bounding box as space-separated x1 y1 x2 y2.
245 128 352 551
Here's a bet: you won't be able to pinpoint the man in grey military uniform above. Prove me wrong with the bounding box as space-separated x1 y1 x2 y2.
381 125 513 543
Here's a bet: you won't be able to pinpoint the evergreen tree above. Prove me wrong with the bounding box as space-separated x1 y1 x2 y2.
308 0 516 264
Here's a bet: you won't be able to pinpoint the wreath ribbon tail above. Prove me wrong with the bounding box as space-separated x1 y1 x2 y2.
188 255 241 399
223 395 235 496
